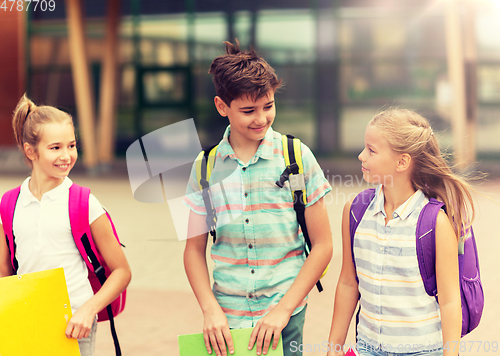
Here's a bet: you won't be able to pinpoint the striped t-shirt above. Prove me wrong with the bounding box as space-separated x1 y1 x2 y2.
183 125 331 328
354 185 442 352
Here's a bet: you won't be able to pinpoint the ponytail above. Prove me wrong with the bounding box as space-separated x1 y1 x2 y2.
412 137 475 240
12 93 36 151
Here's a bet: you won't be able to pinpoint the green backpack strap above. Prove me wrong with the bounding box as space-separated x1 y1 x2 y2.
195 144 219 243
276 134 328 293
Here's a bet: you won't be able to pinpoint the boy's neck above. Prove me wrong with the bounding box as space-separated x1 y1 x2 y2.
29 171 65 200
228 132 262 165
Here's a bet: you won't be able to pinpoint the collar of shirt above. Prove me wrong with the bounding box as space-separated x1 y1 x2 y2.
218 125 275 164
371 184 426 220
19 177 73 207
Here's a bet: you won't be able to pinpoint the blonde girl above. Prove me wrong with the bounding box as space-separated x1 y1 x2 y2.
327 109 473 356
0 95 131 356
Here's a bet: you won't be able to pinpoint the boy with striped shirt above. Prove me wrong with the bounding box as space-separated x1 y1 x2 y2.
183 40 332 356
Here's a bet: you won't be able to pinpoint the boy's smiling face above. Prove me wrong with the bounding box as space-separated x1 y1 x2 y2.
215 91 276 147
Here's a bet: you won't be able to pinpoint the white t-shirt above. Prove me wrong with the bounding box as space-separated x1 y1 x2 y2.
0 177 105 312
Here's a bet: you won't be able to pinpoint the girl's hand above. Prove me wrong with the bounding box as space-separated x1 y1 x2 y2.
203 306 234 356
248 305 292 356
65 303 96 339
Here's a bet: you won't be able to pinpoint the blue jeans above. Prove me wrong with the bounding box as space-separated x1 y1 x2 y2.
282 304 307 356
77 318 97 356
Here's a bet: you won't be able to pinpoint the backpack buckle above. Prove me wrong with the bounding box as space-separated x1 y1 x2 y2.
95 265 105 277
206 208 217 231
200 178 209 190
94 265 107 285
275 163 299 188
202 188 217 230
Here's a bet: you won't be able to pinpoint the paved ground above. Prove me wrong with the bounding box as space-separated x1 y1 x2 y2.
1 163 499 356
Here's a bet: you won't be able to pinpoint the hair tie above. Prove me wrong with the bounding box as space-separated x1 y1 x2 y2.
25 105 31 123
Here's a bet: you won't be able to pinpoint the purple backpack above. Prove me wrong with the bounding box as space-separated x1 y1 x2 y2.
349 188 484 337
0 183 125 356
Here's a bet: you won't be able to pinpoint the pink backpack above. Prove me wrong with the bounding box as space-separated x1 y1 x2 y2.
0 183 125 356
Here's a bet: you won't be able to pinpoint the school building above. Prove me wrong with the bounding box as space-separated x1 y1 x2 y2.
1 0 500 172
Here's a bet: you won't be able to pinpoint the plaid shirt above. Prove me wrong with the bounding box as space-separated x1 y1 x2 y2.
184 126 331 328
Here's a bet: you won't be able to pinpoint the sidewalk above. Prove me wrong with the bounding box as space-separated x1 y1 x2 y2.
1 166 499 356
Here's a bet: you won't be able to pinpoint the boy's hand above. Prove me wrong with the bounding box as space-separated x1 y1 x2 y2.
248 306 291 355
203 307 234 356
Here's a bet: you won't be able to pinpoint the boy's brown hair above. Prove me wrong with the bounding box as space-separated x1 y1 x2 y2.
209 39 283 106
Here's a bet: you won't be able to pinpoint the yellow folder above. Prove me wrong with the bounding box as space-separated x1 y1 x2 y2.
0 268 81 356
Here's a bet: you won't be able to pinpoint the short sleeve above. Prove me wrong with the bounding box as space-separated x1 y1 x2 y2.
89 193 106 225
182 157 207 215
301 143 332 207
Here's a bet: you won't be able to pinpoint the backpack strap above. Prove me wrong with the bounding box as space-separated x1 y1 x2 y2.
415 197 445 299
276 134 326 292
348 188 376 335
278 134 306 205
349 188 376 280
68 183 122 356
69 184 102 274
0 187 21 272
195 144 219 243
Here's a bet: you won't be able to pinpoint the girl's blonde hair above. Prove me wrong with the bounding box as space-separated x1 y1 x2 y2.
12 94 74 167
369 108 475 240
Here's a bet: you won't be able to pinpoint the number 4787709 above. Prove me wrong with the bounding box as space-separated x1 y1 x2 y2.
444 341 499 354
0 0 56 11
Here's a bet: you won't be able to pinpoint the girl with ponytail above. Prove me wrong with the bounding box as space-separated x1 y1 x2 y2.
327 109 471 356
0 95 131 356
